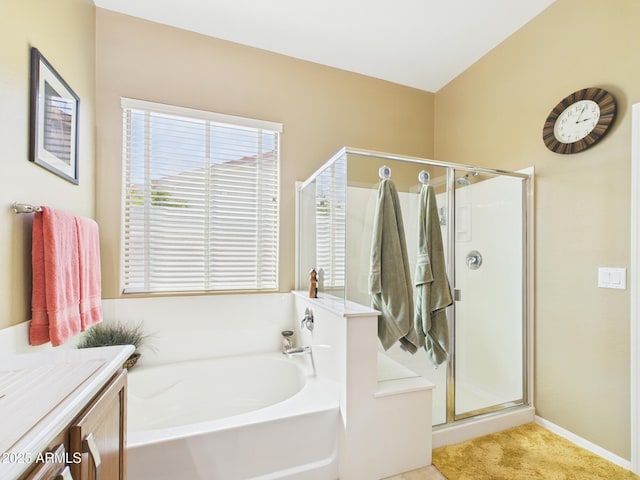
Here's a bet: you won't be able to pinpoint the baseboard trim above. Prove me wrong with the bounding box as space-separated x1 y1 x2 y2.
534 416 632 471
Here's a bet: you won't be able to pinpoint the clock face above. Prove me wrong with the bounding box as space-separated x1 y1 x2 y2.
554 100 601 144
542 88 616 154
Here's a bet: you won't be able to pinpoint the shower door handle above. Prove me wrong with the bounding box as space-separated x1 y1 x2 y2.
454 289 462 301
465 250 483 270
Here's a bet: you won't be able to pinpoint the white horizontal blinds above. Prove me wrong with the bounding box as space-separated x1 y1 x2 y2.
122 98 280 293
315 156 346 288
208 128 279 289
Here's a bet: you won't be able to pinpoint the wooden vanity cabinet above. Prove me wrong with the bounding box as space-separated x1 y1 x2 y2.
20 368 127 480
69 369 127 480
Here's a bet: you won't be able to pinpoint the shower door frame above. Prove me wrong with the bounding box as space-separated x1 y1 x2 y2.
445 165 534 423
298 147 534 428
335 147 534 427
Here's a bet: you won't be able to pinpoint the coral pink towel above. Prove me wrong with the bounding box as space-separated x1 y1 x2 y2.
29 207 102 346
75 216 103 331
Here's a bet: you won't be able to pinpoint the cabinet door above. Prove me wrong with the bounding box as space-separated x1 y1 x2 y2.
69 369 127 480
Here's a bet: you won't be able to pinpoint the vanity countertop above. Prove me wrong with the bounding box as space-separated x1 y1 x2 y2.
0 344 134 480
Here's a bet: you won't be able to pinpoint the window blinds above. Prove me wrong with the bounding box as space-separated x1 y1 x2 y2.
121 98 281 294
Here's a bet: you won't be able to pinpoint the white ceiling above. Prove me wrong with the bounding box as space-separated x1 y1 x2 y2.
94 0 556 92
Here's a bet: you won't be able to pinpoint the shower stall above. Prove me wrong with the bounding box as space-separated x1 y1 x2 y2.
297 147 533 434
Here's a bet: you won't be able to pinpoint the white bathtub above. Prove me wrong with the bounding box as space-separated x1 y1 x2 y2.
126 353 340 480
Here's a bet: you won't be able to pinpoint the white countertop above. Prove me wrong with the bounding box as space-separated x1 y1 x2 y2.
0 345 134 480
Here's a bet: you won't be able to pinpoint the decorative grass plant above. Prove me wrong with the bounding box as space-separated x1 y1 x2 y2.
78 321 150 369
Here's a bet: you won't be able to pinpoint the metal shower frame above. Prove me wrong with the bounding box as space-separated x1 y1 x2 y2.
301 146 534 428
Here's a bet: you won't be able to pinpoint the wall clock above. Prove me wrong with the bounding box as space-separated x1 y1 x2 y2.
542 87 616 154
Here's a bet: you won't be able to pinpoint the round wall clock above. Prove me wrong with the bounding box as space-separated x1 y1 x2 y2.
542 87 616 154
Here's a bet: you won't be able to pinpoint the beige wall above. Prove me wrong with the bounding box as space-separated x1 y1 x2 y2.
434 0 639 459
0 0 96 330
95 9 435 298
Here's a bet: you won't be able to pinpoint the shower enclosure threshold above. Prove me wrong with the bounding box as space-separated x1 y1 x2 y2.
432 404 535 448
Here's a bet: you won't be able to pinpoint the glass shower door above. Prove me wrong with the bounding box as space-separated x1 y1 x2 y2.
452 171 526 419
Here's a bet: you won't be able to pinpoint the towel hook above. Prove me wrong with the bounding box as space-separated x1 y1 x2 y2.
418 170 430 185
378 165 391 180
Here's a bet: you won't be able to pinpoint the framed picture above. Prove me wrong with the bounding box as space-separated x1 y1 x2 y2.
29 47 79 184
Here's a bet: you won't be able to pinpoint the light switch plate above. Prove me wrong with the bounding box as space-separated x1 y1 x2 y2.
597 267 626 289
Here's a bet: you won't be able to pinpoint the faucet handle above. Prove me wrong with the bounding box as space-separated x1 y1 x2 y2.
301 307 314 332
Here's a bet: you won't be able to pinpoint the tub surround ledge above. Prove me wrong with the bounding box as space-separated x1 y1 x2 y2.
291 290 379 318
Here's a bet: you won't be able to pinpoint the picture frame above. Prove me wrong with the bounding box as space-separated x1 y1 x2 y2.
29 47 79 184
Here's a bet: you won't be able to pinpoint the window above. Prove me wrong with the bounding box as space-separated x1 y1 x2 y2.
121 98 281 294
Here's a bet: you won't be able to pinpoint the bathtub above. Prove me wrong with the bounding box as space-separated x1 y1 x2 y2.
126 353 340 480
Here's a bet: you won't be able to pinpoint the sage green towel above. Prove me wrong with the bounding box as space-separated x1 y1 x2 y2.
414 185 453 366
369 179 417 351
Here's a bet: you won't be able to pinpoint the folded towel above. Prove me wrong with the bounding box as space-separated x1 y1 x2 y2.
30 207 82 346
76 216 103 330
414 185 453 366
369 179 417 351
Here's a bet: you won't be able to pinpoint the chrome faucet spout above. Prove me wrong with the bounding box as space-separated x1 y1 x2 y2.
283 345 316 376
283 345 311 357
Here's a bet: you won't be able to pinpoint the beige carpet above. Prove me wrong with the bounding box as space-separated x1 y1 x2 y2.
384 465 447 479
432 423 639 480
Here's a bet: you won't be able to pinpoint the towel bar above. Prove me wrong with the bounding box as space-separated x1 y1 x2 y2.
11 202 42 214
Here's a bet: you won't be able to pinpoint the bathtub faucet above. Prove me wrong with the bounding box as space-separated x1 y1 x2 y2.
283 345 312 357
284 345 315 377
283 345 324 377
